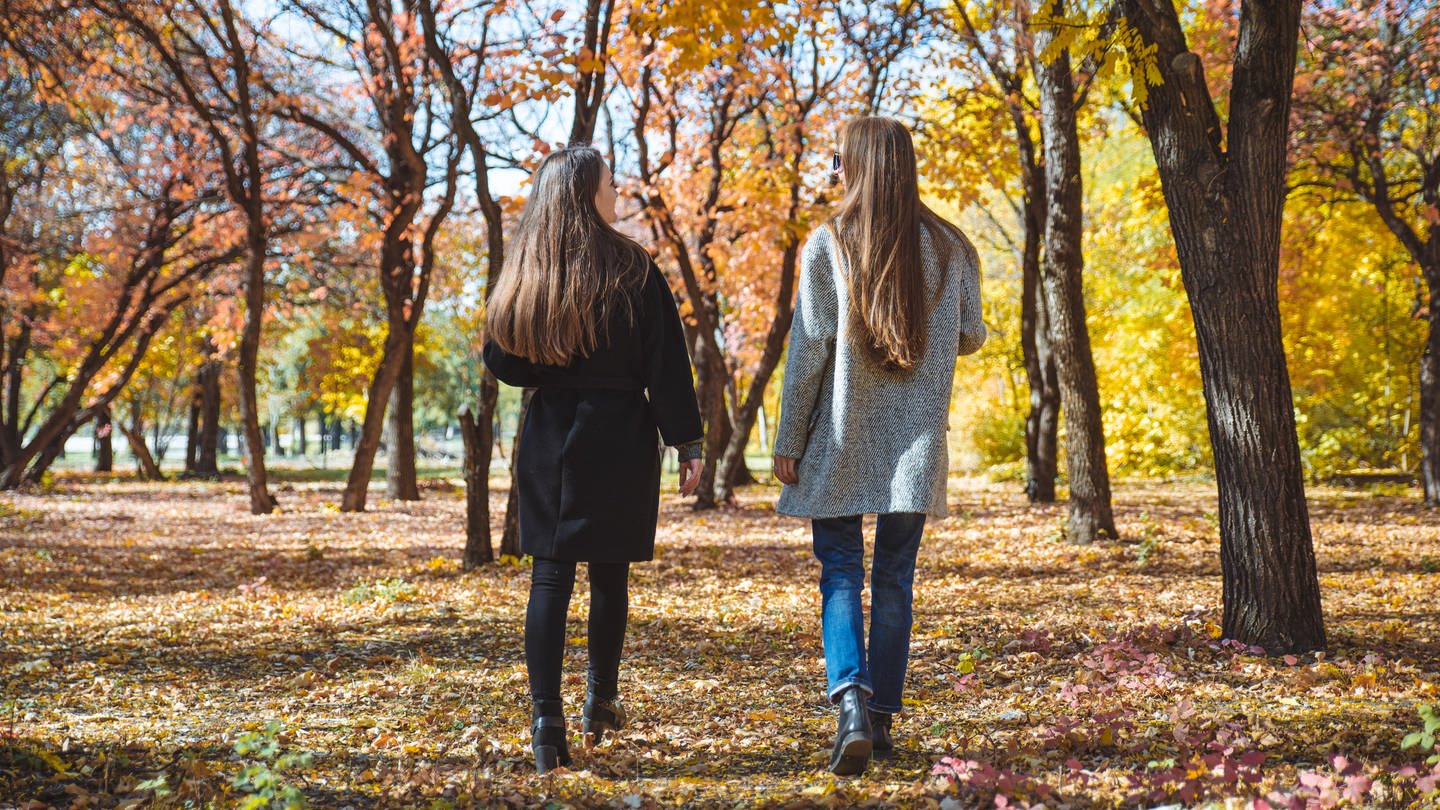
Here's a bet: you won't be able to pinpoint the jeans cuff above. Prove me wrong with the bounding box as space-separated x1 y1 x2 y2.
827 679 874 703
866 698 901 715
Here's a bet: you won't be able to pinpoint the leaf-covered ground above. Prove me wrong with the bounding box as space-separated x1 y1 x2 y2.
2 476 1438 808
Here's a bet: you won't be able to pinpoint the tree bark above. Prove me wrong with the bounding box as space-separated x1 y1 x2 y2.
121 408 163 481
341 325 411 512
195 342 221 477
1019 142 1060 503
235 231 274 508
694 346 731 509
386 345 420 500
459 385 496 569
568 0 615 145
184 388 200 474
1121 0 1324 652
1035 11 1117 542
95 406 114 473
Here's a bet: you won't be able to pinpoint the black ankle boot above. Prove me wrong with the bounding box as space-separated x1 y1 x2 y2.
582 693 627 747
531 700 571 774
828 686 873 775
869 709 894 756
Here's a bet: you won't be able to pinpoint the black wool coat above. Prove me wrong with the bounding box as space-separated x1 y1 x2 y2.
482 263 703 563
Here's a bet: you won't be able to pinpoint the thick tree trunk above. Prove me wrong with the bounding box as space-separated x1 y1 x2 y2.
95 407 114 473
1035 21 1117 543
499 387 533 557
25 420 80 485
458 374 499 569
195 345 221 477
386 346 420 500
237 246 277 513
1121 0 1324 652
1019 154 1060 503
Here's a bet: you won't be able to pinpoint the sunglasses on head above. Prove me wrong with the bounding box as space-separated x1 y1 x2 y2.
831 153 842 173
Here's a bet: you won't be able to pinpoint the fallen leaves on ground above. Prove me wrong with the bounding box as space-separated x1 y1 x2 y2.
1 476 1438 808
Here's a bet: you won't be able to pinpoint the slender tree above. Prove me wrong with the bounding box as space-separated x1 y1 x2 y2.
278 0 462 511
86 0 296 511
943 2 1062 502
1033 0 1117 542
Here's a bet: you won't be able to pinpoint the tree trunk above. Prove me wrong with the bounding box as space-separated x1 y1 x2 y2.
386 346 420 500
22 418 78 485
1035 17 1117 543
692 329 732 509
95 406 114 473
1421 294 1440 503
195 343 221 477
499 387 533 558
237 246 276 513
341 324 412 512
715 236 800 503
121 408 163 481
1121 0 1324 652
270 420 283 457
568 0 614 145
184 386 201 475
458 375 498 569
294 414 307 459
1018 150 1060 503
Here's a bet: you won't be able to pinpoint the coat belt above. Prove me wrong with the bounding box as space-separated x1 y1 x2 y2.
536 373 643 392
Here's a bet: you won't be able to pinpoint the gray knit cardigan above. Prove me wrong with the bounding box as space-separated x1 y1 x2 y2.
773 222 985 519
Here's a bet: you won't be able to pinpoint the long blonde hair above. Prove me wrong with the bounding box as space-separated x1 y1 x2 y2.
828 117 965 372
486 146 649 366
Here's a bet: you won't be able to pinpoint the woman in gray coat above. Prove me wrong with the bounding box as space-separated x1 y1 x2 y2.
773 117 985 776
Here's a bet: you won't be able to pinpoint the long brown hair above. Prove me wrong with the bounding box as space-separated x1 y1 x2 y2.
827 117 966 372
486 146 649 366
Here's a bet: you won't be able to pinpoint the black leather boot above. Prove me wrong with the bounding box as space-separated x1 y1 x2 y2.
582 693 627 747
531 700 571 774
869 709 894 756
828 686 873 775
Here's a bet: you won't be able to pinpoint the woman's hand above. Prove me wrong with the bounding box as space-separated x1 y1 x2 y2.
678 458 703 495
773 455 799 485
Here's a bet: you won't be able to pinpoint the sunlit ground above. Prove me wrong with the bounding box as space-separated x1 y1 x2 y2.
2 476 1438 808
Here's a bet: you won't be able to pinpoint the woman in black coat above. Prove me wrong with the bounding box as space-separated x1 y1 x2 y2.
482 145 703 774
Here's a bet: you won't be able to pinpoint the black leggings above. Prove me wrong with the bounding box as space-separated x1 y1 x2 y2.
525 558 630 704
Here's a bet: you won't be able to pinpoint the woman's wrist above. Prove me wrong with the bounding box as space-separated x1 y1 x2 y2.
675 439 703 462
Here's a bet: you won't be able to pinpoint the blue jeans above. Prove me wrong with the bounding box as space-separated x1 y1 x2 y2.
811 512 926 715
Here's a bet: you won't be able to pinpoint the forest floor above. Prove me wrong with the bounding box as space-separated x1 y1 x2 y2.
1 475 1438 809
